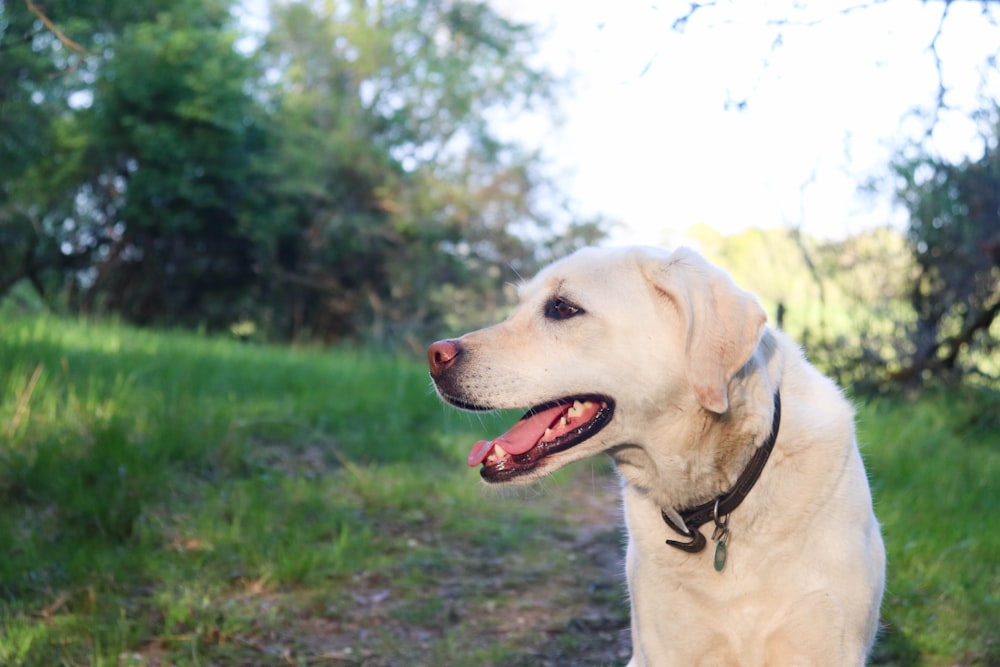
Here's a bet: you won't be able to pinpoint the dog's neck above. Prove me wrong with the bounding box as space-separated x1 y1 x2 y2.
661 390 780 555
609 331 782 515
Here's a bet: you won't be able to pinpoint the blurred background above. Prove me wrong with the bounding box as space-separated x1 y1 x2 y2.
2 0 999 391
1 2 998 665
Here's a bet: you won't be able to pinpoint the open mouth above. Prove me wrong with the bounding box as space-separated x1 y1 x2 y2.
466 395 614 482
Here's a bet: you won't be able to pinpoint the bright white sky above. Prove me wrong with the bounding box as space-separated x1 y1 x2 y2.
496 0 1000 244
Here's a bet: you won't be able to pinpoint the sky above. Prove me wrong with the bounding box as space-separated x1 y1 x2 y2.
495 0 1000 245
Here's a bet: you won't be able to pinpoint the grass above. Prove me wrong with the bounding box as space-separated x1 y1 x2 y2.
858 390 1000 665
0 314 997 665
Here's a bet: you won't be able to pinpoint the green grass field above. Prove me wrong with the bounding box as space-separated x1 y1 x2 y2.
0 315 997 665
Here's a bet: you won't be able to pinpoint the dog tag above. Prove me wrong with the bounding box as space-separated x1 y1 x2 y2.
711 502 730 572
714 540 728 572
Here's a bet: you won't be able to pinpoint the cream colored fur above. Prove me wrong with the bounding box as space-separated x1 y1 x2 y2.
434 245 885 666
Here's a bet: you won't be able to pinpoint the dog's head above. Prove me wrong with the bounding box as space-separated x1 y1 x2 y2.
428 245 767 484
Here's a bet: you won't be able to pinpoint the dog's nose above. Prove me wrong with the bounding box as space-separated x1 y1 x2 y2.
428 339 462 378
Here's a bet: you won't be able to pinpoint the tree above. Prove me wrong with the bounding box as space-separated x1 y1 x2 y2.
660 0 1000 391
1 0 606 342
0 0 97 299
888 122 1000 387
1 0 258 328
244 0 599 342
67 5 261 327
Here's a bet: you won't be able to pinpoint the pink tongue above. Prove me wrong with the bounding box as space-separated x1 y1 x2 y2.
466 403 567 467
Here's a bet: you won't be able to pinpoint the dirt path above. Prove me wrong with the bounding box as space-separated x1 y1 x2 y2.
486 470 633 666
303 466 634 666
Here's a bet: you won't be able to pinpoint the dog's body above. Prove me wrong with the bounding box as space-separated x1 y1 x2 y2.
428 246 884 666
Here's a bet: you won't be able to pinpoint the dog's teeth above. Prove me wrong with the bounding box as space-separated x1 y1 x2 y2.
568 401 584 418
560 417 568 426
493 443 508 458
544 428 553 438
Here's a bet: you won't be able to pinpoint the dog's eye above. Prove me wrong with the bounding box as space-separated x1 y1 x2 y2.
545 297 584 321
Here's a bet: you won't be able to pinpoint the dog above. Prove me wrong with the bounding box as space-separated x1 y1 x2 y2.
428 245 885 666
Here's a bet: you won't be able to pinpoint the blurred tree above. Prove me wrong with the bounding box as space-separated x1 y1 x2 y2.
0 0 100 299
888 123 1000 387
68 5 260 327
1 0 258 329
245 0 601 342
799 121 1000 392
664 1 1000 391
1 0 606 341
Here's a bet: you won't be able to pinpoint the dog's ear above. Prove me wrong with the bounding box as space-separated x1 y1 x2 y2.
641 247 767 414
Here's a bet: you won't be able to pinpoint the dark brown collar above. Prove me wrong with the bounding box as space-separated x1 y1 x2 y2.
662 391 781 555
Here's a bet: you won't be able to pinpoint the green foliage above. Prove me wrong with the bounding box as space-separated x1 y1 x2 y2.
690 221 1000 393
689 225 914 386
1 0 606 344
889 123 1000 387
0 1 90 297
60 4 260 327
0 315 997 665
242 0 584 342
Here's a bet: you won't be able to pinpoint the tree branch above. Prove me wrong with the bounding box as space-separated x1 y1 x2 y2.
672 2 718 32
925 0 953 136
24 0 91 55
889 290 1000 385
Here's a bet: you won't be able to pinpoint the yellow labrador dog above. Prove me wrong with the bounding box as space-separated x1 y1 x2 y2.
428 246 885 666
